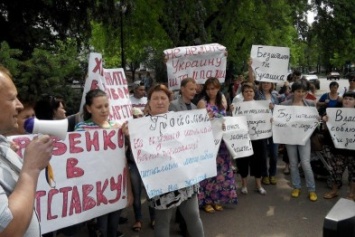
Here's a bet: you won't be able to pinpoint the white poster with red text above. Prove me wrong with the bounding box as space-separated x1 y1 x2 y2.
9 129 127 234
164 43 227 90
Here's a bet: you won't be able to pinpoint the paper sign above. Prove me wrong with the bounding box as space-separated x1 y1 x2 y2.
250 45 290 83
9 129 128 234
273 105 319 145
80 53 133 123
222 116 253 159
164 43 227 90
326 108 355 150
128 109 217 198
232 100 272 140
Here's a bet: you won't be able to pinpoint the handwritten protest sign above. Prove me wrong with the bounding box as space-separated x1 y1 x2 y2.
80 53 133 123
211 117 224 150
128 109 217 198
273 105 319 145
232 100 272 140
326 108 355 150
250 45 290 83
164 43 227 90
9 129 128 234
103 68 132 122
222 116 253 159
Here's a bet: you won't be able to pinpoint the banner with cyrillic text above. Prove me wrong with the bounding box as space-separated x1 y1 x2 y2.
273 105 319 145
128 109 217 199
222 116 253 158
211 117 224 150
164 43 227 90
326 108 355 150
9 129 128 234
250 45 290 83
80 53 132 123
232 100 272 140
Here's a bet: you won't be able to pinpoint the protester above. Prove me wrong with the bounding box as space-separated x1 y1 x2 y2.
338 73 355 96
0 65 53 237
122 84 205 237
322 91 355 200
316 81 342 116
228 74 243 102
75 89 132 237
247 59 279 185
169 78 197 237
143 72 153 92
197 77 238 212
34 94 66 120
126 107 155 233
281 81 318 201
232 82 268 195
130 81 147 112
4 100 35 136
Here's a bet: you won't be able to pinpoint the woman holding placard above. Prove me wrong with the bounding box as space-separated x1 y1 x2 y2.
75 89 132 237
197 77 238 213
122 84 205 237
231 82 268 196
322 91 355 200
281 81 318 202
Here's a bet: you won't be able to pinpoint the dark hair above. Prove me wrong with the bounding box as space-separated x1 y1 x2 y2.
147 84 172 100
329 81 339 88
291 81 308 92
201 77 223 110
34 95 63 120
83 89 107 120
343 91 355 99
241 82 255 93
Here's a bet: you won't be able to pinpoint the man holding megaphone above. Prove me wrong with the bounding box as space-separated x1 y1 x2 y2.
0 65 53 237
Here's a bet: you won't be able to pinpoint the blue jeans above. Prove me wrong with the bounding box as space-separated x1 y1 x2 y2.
286 139 315 192
129 162 155 222
262 137 279 177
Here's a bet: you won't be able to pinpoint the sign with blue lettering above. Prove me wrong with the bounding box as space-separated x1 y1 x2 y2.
128 109 217 198
273 105 319 145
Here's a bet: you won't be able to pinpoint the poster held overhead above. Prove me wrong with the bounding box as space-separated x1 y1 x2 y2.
250 45 290 83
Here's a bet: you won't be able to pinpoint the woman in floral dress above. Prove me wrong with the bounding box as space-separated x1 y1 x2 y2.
197 77 238 213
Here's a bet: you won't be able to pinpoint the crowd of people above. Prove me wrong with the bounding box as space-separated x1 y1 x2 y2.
1 63 354 237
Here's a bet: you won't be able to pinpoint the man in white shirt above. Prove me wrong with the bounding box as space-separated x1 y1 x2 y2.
130 81 148 112
0 65 53 237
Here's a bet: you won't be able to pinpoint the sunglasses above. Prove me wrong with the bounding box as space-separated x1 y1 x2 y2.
349 79 355 82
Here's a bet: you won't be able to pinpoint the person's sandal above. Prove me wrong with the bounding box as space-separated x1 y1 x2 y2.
132 221 142 232
203 204 215 213
213 204 223 211
323 191 338 199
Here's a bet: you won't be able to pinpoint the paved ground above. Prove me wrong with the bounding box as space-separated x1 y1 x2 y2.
56 77 352 237
57 158 351 237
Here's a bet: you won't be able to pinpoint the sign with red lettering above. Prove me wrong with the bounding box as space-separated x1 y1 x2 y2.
250 45 290 83
164 43 227 91
128 109 217 198
9 129 127 234
80 53 133 123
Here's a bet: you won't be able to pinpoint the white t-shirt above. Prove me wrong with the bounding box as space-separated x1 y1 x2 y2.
130 95 147 111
